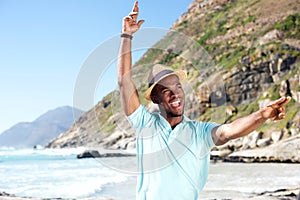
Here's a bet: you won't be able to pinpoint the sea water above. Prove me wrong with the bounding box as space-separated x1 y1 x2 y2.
0 148 135 199
0 148 299 200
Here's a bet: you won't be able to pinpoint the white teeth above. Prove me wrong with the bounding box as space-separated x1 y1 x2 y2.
170 100 180 105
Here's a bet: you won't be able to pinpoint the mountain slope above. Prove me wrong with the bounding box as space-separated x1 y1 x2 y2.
47 0 300 151
0 106 83 148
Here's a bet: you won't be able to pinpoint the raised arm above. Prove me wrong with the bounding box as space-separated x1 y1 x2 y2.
212 96 291 146
117 1 144 116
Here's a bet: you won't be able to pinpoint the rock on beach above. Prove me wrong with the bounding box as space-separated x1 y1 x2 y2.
212 134 300 163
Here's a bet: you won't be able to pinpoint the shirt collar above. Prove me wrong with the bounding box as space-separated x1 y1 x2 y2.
157 113 191 129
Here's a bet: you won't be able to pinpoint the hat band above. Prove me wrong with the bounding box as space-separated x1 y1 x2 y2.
148 69 174 88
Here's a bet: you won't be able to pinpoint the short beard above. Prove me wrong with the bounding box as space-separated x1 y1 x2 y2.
158 105 184 118
166 111 184 118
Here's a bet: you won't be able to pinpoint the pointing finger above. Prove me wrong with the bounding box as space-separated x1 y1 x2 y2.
279 96 291 107
273 97 286 105
132 1 139 13
267 97 289 108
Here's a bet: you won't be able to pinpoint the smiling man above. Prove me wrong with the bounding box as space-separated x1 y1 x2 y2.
145 65 187 127
117 2 291 200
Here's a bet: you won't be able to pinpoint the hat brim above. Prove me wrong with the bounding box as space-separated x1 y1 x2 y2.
144 70 187 101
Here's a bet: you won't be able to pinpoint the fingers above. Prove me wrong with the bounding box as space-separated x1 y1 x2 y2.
278 106 285 113
273 112 286 121
137 20 145 28
277 107 286 120
272 101 287 121
132 1 139 13
128 3 144 27
123 16 132 22
279 96 291 107
130 1 139 22
267 96 291 108
265 96 291 121
124 13 140 24
267 97 286 108
122 1 144 34
129 12 138 22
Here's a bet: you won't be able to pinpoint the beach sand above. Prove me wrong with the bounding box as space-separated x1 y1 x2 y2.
1 188 299 200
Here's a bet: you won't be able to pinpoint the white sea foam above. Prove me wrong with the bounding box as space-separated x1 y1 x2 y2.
0 147 86 157
11 170 127 198
0 148 129 199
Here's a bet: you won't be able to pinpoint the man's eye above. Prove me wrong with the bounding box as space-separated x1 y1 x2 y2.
162 89 169 94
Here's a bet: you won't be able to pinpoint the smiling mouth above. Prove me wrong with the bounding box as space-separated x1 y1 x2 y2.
170 99 181 108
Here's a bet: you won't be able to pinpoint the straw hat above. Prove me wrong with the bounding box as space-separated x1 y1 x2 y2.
144 64 187 101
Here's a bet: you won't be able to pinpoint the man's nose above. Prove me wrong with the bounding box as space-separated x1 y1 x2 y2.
170 88 179 97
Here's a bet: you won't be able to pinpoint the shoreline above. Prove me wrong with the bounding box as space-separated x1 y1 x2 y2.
76 148 300 164
1 188 299 200
0 191 114 200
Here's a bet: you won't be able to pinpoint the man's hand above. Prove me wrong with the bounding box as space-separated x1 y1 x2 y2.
212 96 291 146
122 1 145 35
118 1 143 116
261 96 291 121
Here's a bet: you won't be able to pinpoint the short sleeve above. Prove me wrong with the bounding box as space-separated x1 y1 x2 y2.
197 121 220 155
127 105 154 130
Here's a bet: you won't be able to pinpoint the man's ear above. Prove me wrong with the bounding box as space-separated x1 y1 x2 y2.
150 95 159 104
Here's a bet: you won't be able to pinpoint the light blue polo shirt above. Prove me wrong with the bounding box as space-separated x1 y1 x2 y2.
128 105 219 200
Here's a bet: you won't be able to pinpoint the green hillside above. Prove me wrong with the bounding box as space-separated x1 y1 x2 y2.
47 0 300 153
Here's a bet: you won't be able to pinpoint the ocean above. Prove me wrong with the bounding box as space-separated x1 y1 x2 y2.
0 148 136 199
0 148 299 200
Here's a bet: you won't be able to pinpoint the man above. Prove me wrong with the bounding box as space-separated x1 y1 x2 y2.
117 2 291 200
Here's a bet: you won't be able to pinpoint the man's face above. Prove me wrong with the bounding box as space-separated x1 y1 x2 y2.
151 75 185 117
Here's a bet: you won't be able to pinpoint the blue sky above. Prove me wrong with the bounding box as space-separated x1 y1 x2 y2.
0 0 193 133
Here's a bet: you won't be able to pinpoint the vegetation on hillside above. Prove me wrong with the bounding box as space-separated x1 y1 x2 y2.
99 0 300 137
47 0 300 149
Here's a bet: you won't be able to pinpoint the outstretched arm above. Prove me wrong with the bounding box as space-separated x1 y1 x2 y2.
212 96 291 146
117 1 144 116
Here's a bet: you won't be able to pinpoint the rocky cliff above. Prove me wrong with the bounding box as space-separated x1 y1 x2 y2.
46 0 300 161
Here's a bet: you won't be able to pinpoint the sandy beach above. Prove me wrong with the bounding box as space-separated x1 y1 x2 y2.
1 187 300 200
